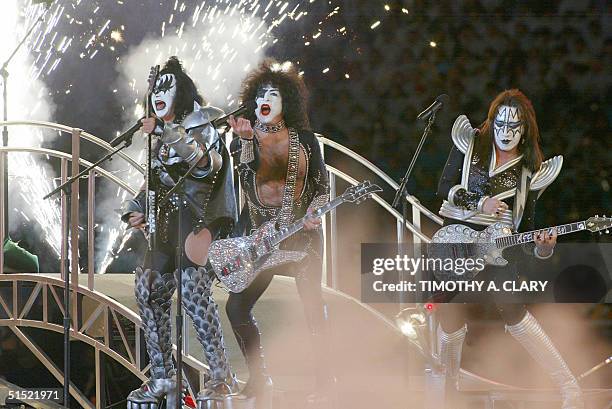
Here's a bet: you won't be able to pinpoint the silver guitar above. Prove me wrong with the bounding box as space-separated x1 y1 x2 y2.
209 181 382 293
429 216 611 282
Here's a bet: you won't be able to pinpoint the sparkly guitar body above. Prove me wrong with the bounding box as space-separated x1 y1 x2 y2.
429 216 610 282
429 222 513 282
209 181 382 293
208 221 308 293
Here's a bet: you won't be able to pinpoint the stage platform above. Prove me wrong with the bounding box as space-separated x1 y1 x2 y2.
2 273 610 408
91 274 612 409
91 273 419 408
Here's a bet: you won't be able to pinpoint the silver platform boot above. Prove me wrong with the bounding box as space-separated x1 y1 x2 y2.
437 324 467 409
437 324 467 385
506 312 584 409
128 268 185 409
180 267 238 409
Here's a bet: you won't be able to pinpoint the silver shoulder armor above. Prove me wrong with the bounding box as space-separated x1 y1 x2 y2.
530 155 563 191
451 115 477 154
182 101 224 130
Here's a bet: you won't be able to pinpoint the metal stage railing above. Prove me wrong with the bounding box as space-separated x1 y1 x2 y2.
0 273 211 409
4 120 562 408
0 120 443 290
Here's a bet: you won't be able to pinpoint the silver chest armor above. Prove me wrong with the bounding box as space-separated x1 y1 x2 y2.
155 104 233 237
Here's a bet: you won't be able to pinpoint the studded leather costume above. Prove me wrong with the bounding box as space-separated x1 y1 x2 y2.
225 129 333 402
434 115 582 409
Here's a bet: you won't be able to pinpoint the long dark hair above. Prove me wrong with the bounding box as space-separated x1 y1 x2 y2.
240 59 310 130
476 89 544 172
147 56 204 122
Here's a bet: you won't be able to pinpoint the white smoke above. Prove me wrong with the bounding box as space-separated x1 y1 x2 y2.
1 1 61 258
118 12 269 115
97 12 271 272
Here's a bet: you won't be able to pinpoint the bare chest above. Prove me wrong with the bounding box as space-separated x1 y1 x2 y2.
255 137 307 207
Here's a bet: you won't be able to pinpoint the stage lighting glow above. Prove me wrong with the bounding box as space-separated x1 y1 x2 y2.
395 308 426 341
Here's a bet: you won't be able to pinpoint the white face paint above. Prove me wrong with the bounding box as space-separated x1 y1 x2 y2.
152 73 177 119
255 83 283 124
493 105 523 151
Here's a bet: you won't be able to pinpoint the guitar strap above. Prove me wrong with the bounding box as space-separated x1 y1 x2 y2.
277 128 300 228
231 203 250 238
512 165 532 230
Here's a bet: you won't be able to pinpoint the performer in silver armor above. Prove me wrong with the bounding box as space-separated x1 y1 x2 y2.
121 57 238 409
226 60 335 408
435 89 583 409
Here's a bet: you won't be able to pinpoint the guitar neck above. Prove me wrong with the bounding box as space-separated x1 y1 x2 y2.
271 197 345 245
496 221 587 248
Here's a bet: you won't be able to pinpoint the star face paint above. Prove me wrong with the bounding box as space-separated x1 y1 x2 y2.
152 73 177 119
493 105 523 151
255 83 283 124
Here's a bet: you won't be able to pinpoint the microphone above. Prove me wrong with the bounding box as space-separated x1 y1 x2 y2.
212 101 256 128
109 120 143 147
417 94 449 121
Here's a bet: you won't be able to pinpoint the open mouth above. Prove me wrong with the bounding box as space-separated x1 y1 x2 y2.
155 100 166 111
260 104 271 116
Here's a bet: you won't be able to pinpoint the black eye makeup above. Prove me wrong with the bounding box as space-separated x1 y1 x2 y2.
154 75 175 94
495 120 523 129
256 86 280 99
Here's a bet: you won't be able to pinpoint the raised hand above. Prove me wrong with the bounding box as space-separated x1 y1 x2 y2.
228 115 254 139
128 212 146 231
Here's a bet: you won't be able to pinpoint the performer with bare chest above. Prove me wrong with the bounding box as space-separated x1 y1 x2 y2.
254 126 308 207
227 60 335 408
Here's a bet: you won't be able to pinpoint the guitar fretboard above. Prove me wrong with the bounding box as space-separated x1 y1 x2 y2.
495 221 587 248
270 196 345 245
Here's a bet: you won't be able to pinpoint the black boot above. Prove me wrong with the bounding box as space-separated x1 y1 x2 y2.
305 305 338 409
232 319 273 409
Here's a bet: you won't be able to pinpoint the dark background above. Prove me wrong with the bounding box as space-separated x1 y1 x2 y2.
11 0 611 270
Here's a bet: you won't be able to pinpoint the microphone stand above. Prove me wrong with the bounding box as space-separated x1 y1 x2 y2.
391 111 438 304
43 135 135 407
156 131 228 409
392 111 437 226
391 112 440 409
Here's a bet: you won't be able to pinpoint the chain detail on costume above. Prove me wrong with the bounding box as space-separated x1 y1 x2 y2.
254 119 286 133
277 127 300 227
156 185 188 243
240 138 256 164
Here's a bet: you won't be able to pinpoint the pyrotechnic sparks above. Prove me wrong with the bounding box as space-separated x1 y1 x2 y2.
98 0 319 272
18 0 364 271
110 29 123 43
1 1 61 258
